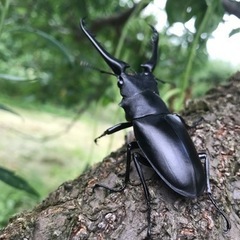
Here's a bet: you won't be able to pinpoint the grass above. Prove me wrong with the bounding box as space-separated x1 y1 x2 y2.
0 96 126 228
0 93 77 117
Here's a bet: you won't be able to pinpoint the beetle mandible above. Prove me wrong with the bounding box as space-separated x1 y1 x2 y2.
80 19 231 238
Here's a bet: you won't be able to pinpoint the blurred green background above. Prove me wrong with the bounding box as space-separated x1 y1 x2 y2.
0 0 239 228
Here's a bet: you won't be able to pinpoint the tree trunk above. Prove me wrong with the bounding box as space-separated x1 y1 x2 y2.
0 73 240 240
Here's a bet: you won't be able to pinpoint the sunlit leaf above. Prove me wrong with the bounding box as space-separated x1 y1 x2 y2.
0 104 22 118
165 0 207 25
0 167 39 197
166 0 223 35
0 74 36 81
229 28 240 37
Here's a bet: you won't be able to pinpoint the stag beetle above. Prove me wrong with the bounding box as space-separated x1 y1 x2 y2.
80 19 231 238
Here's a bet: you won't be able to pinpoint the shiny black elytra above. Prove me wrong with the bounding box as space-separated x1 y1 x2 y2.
80 19 231 238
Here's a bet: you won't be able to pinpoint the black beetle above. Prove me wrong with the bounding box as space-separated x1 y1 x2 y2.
80 19 231 238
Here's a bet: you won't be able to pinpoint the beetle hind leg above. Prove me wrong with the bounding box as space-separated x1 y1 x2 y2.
132 152 152 238
198 153 231 232
176 114 204 129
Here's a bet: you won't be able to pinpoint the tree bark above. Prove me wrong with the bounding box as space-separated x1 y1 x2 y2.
0 73 240 240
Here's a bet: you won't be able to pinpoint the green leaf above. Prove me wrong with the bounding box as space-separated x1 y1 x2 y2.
0 104 22 118
9 26 74 65
0 167 39 197
0 74 36 81
166 0 201 25
165 0 223 35
229 28 240 37
165 1 187 25
162 88 181 103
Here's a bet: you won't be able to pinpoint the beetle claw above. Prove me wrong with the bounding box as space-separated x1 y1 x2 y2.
94 137 100 144
94 133 105 144
208 193 231 232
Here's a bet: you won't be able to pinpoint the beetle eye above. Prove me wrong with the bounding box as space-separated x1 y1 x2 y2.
117 77 124 87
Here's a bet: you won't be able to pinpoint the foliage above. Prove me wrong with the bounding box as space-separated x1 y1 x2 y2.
0 103 21 117
165 0 226 108
0 167 39 197
0 0 38 199
0 184 38 228
0 0 237 110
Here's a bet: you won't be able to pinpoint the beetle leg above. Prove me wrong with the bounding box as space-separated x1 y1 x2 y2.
175 114 204 129
93 141 138 192
198 153 231 232
94 122 132 143
132 152 152 238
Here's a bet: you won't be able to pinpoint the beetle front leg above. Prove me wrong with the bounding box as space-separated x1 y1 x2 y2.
93 141 138 192
198 153 231 232
94 122 132 143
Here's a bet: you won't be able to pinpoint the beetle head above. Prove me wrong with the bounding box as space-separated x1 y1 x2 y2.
117 72 159 98
80 19 159 97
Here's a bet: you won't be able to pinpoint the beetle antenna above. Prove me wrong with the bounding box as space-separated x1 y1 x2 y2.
155 78 166 84
207 193 231 232
80 60 116 76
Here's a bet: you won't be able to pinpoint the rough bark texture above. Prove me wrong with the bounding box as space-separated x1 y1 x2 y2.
0 73 240 240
